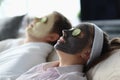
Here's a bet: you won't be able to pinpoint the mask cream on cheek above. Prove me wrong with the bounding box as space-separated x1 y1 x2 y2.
31 22 53 38
55 27 91 54
27 13 56 38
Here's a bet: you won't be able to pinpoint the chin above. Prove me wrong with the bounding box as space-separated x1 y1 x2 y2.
54 41 64 49
56 49 64 54
55 43 69 53
55 43 79 54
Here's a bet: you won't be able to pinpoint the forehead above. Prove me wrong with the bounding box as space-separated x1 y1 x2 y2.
46 12 64 20
47 12 56 19
32 12 67 26
72 24 94 38
76 24 94 32
33 13 55 21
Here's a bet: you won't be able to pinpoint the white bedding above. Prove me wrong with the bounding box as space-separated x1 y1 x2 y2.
87 49 120 80
0 42 53 80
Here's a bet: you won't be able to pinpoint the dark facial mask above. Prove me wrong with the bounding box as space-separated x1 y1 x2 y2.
54 25 91 54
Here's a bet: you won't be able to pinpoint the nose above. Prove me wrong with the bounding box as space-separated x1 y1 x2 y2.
62 30 69 37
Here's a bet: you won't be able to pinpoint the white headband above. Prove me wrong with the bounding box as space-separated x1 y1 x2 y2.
87 24 104 65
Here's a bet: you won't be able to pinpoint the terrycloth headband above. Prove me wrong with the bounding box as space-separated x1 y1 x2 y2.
87 24 103 65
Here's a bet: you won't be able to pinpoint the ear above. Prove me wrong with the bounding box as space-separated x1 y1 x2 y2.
47 33 59 42
80 50 91 62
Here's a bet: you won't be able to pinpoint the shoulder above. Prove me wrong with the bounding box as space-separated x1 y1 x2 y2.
43 61 59 70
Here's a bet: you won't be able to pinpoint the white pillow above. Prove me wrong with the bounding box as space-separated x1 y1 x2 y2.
87 49 120 80
47 49 59 62
0 42 53 80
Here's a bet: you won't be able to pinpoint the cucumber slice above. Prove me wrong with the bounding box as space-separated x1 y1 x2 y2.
72 28 81 36
41 17 47 23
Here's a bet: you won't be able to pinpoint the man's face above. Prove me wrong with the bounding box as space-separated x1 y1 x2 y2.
26 12 56 38
54 25 91 54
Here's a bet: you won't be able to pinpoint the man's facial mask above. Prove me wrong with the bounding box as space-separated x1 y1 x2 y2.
55 25 91 54
26 13 55 38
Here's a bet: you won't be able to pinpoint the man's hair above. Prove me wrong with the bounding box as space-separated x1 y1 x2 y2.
51 11 72 36
50 11 72 45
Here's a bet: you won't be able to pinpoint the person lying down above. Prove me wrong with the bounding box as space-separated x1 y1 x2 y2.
0 11 71 80
16 22 111 80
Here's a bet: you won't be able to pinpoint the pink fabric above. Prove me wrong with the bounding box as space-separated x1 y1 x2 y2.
16 61 85 80
24 68 60 80
16 62 60 80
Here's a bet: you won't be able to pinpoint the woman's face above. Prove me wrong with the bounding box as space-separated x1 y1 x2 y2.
26 12 56 38
54 24 92 54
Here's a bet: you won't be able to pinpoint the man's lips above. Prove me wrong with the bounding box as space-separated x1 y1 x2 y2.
57 37 65 43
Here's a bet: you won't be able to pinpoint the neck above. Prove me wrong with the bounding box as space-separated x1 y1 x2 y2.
59 58 84 67
57 51 84 67
24 36 45 44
